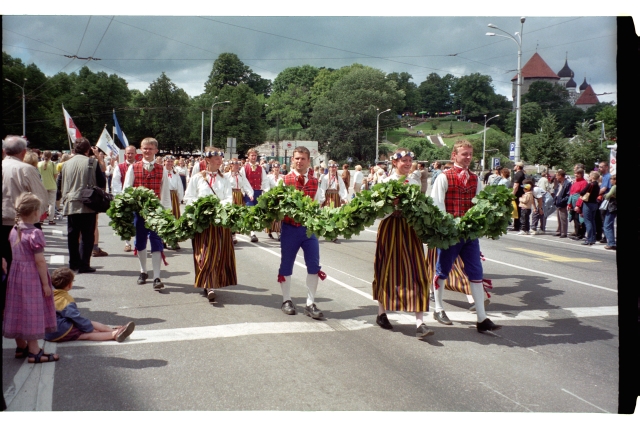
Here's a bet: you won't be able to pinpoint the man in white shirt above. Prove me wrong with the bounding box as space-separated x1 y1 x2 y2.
123 138 170 291
239 148 270 242
112 145 137 251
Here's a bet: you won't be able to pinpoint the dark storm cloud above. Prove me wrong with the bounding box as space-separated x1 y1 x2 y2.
3 15 618 103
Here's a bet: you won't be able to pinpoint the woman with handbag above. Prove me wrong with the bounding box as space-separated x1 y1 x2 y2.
576 171 600 246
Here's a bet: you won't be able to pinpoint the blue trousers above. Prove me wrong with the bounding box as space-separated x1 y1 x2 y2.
134 212 163 252
436 238 483 281
602 209 616 246
582 202 598 243
278 223 320 276
244 189 262 206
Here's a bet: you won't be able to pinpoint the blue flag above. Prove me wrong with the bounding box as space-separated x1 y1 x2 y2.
113 110 129 147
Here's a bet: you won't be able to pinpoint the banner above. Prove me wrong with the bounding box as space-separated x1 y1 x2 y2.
113 109 129 147
62 105 82 145
96 127 120 157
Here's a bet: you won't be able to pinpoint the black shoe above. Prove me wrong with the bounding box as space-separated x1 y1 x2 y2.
281 300 296 315
599 238 607 244
137 272 148 285
153 278 164 291
206 288 216 302
476 318 502 333
569 236 583 241
604 245 616 250
582 241 595 245
376 313 393 330
304 303 324 319
559 235 567 238
251 235 258 243
433 310 453 325
416 323 434 338
78 267 96 274
268 232 274 239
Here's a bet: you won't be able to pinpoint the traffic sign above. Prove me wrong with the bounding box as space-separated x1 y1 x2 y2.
509 142 515 160
285 141 293 149
493 157 500 169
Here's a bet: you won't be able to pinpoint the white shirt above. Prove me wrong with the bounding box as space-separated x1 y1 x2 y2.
111 161 134 194
266 173 284 189
225 171 254 198
431 167 483 213
123 159 171 209
166 168 184 202
353 170 364 186
383 172 421 187
239 162 270 192
317 173 348 204
174 165 187 177
184 171 232 205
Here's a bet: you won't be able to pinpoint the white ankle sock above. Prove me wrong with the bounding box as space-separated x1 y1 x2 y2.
415 311 424 328
434 278 446 312
306 273 318 306
280 276 291 302
377 302 385 316
138 249 147 273
152 251 162 280
470 282 487 322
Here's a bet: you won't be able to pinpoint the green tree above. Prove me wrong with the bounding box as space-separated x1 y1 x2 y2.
272 65 319 94
506 102 544 136
595 104 617 140
214 84 267 155
568 120 609 169
204 53 271 97
309 66 404 162
386 72 420 114
418 73 455 115
523 112 567 168
523 81 570 110
451 73 507 119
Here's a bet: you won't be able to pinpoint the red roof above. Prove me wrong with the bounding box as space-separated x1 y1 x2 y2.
575 85 600 105
511 52 560 81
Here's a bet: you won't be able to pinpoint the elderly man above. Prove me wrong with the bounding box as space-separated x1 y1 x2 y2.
2 135 49 286
61 138 106 273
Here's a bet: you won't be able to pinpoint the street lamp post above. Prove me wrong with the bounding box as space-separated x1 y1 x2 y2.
483 114 500 172
487 17 525 163
376 108 391 162
210 99 231 147
5 77 27 136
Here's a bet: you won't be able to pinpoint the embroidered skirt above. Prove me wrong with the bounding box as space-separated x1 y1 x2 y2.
372 215 430 312
322 189 341 208
170 190 181 219
232 189 244 206
191 225 237 289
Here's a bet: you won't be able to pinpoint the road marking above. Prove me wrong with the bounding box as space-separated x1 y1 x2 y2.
509 247 599 263
3 342 57 411
52 230 63 235
480 382 533 412
561 388 610 413
483 257 617 293
48 255 65 264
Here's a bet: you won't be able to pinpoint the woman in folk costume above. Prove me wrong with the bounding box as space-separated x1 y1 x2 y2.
184 147 237 303
373 149 434 339
264 162 285 240
225 159 254 245
163 155 184 250
317 160 348 243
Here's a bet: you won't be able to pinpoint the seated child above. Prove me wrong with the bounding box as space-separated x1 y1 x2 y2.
45 267 135 343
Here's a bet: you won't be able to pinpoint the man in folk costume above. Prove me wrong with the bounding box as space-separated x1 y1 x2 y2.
317 160 348 243
239 148 270 242
112 145 137 252
123 138 171 291
225 159 254 245
278 146 327 319
373 149 433 339
184 147 236 303
431 140 502 333
163 155 184 250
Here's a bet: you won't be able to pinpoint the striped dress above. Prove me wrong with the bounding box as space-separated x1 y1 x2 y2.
425 248 471 295
372 174 430 312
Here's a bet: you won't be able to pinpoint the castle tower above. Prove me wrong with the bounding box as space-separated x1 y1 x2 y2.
512 52 560 109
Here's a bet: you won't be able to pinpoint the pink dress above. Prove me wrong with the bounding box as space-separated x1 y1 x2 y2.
2 224 56 339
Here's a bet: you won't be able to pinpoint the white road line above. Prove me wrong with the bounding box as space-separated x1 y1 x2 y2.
48 255 65 264
483 257 617 293
561 388 610 413
502 232 615 250
3 342 57 411
480 382 533 412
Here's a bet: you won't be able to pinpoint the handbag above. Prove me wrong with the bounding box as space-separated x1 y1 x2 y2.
599 199 609 210
581 183 592 202
81 158 113 213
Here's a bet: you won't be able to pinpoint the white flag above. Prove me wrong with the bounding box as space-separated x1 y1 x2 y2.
62 105 82 143
96 127 120 157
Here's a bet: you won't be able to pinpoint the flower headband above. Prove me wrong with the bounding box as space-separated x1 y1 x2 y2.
203 151 224 158
328 163 338 168
229 160 241 165
391 151 415 160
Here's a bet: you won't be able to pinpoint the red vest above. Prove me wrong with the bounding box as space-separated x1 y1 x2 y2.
133 162 164 199
283 169 318 226
443 168 477 217
118 162 130 185
244 163 263 190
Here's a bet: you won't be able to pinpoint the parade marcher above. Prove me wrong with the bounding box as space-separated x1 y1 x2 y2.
123 138 171 291
112 145 137 252
317 161 348 243
431 140 502 333
240 148 270 242
175 158 188 193
163 155 184 250
277 146 327 319
184 147 236 303
225 159 254 245
373 149 433 339
265 162 284 240
340 163 351 198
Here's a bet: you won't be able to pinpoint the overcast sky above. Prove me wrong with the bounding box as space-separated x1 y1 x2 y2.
3 4 634 106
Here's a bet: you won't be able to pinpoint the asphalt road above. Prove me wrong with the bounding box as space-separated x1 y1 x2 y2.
2 208 622 413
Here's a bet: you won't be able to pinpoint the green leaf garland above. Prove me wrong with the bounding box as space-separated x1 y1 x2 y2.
106 181 515 249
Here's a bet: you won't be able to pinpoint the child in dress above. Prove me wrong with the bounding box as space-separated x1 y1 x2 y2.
3 193 59 363
45 267 135 342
